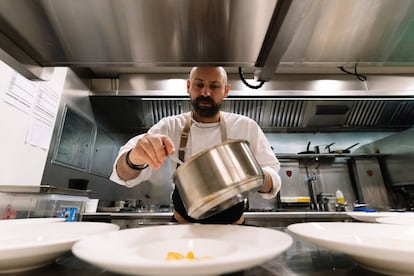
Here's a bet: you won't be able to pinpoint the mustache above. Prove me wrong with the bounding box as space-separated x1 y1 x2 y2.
195 96 215 105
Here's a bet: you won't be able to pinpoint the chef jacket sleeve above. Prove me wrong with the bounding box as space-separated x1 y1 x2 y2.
109 133 155 187
245 119 281 198
109 117 175 187
260 166 282 199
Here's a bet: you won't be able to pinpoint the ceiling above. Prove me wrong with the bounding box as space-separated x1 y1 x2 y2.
1 0 414 80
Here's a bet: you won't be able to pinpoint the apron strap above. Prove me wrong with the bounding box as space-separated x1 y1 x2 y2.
219 112 227 142
178 114 192 163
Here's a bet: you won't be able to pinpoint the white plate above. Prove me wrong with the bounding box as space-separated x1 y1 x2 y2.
288 222 414 275
346 211 406 222
0 218 65 225
0 221 119 274
72 224 293 276
376 215 414 225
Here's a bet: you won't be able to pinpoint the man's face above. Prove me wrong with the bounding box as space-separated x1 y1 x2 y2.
187 67 230 118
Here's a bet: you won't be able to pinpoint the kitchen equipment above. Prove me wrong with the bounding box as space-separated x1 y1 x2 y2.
84 199 99 213
330 143 360 154
280 197 311 210
173 140 264 219
325 197 338 212
0 185 89 219
324 143 335 153
316 193 337 212
68 179 89 190
335 189 345 204
298 141 316 154
124 199 138 208
114 200 126 208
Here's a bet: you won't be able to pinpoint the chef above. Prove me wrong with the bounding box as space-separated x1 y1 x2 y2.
110 66 281 224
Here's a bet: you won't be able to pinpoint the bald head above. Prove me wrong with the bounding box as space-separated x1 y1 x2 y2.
189 67 228 84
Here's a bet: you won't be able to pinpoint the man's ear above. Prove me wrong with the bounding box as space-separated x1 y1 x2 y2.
186 79 191 94
224 83 231 98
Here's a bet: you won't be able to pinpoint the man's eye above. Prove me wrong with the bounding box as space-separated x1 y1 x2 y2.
210 85 219 90
196 83 204 89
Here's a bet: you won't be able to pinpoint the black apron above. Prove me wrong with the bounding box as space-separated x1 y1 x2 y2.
171 112 244 224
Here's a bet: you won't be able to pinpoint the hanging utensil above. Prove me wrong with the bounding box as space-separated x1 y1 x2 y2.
332 143 360 154
324 143 335 153
298 141 316 154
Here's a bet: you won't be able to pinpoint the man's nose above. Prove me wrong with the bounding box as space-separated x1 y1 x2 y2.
200 86 211 97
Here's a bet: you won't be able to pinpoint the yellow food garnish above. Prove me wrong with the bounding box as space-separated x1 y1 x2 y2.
186 251 195 259
166 251 186 261
165 251 211 261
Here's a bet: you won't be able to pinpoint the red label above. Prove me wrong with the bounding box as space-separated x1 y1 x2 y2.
286 170 292 177
367 169 373 176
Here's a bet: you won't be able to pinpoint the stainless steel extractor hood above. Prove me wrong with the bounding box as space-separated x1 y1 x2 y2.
87 73 414 134
1 0 414 80
90 96 414 133
89 73 414 133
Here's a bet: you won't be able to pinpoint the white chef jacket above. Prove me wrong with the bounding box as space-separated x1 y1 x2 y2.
110 112 281 198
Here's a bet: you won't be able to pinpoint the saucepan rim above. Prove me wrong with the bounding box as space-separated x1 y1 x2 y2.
173 139 249 175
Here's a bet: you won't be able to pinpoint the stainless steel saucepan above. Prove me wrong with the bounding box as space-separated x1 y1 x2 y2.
173 140 264 219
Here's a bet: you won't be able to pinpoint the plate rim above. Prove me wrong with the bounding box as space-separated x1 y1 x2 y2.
287 222 414 259
375 216 414 225
0 222 120 273
0 222 120 252
72 224 293 275
0 217 66 224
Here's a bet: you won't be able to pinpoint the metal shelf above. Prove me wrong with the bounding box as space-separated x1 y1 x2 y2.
0 185 91 196
276 153 389 159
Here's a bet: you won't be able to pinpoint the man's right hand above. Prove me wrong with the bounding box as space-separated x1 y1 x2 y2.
129 134 176 169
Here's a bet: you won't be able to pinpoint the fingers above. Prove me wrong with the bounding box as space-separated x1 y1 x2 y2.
133 134 175 169
161 135 176 155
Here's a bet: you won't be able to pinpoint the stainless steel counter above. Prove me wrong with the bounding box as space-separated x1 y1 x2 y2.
10 226 385 276
81 211 352 228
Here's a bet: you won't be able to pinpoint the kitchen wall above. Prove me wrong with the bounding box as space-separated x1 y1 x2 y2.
355 127 414 189
39 69 175 205
39 69 129 202
355 127 414 156
356 127 414 209
0 60 67 185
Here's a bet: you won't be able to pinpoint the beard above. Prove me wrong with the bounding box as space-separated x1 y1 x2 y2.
191 96 222 118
